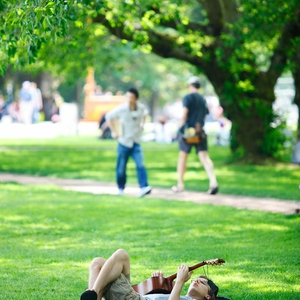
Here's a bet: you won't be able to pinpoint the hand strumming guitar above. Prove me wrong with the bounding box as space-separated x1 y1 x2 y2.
177 264 193 282
151 270 164 277
169 264 192 300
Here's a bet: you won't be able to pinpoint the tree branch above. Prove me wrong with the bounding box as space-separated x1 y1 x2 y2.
198 0 238 35
219 0 240 24
93 5 216 37
198 0 223 35
267 5 300 85
92 12 208 68
92 8 226 92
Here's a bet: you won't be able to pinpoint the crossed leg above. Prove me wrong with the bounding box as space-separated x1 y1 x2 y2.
82 249 131 300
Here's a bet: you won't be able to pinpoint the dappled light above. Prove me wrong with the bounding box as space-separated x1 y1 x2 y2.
1 182 299 299
0 138 298 199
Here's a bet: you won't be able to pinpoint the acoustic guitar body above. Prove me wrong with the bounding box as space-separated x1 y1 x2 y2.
132 276 174 295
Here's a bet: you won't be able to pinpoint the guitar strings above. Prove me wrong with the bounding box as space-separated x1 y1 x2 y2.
203 265 209 278
190 265 209 283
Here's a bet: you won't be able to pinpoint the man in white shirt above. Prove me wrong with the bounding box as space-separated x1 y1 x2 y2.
106 88 152 197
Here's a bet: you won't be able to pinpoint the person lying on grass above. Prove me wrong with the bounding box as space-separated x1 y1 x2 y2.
80 249 230 300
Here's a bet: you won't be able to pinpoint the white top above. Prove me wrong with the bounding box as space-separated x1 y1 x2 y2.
106 101 148 148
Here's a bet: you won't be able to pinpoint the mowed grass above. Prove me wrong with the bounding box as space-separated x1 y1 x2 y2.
0 183 299 300
0 136 299 200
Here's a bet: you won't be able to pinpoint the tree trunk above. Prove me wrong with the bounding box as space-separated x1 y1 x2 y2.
211 69 283 162
148 89 159 121
228 94 275 162
292 46 300 134
36 72 55 121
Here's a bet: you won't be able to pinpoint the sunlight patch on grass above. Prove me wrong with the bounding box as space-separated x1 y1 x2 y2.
0 147 299 300
2 214 30 222
0 138 299 199
242 223 290 231
185 171 208 180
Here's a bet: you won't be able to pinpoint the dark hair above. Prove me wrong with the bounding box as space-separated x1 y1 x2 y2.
208 291 216 300
127 87 139 99
198 276 218 299
197 276 230 300
191 82 201 89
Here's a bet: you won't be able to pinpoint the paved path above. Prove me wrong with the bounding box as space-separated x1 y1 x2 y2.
0 173 299 215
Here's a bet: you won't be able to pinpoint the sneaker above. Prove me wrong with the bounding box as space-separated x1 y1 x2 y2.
138 186 152 197
207 186 218 195
80 290 97 300
118 189 124 196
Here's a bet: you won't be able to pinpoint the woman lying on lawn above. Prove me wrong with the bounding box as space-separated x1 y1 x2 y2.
80 249 230 300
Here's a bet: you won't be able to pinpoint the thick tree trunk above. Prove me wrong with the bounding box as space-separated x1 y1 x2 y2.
210 69 280 162
228 94 275 162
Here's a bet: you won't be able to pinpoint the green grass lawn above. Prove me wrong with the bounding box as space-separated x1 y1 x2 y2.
0 136 299 200
0 183 299 300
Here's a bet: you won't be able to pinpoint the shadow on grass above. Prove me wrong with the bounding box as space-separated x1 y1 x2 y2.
1 183 299 299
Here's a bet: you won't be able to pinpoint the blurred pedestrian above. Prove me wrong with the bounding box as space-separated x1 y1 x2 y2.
0 94 5 121
7 101 21 122
94 85 103 95
106 87 152 197
30 82 43 123
172 76 218 194
51 91 64 122
155 115 173 144
19 81 33 124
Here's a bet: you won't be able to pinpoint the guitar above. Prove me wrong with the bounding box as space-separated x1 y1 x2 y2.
132 258 225 295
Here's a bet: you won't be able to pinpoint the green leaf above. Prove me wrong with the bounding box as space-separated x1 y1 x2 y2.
45 2 55 9
34 7 44 23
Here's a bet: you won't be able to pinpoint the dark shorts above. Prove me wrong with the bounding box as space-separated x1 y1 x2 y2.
178 134 208 154
103 274 144 300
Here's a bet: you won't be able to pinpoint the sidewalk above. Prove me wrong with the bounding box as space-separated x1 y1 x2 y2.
0 172 299 215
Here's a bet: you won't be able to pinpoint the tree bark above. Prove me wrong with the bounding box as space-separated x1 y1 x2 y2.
292 50 300 134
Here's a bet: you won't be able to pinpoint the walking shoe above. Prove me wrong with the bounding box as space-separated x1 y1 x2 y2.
207 186 218 195
171 185 184 193
138 186 152 197
80 290 97 300
118 189 124 196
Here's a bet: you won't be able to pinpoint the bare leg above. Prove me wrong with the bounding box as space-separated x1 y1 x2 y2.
91 249 131 299
88 257 106 289
198 151 218 188
177 151 188 190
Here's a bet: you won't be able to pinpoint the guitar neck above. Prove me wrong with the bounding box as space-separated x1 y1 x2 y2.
167 261 207 282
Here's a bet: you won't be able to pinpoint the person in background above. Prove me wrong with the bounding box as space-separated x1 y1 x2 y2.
51 91 64 122
30 82 43 123
94 85 103 95
0 94 5 121
19 81 33 124
172 76 218 195
7 101 21 122
154 115 173 144
105 87 152 197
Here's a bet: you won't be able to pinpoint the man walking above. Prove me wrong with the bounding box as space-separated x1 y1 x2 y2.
106 87 152 197
172 76 218 194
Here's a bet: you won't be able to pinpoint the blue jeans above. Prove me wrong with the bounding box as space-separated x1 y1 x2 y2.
117 143 148 190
